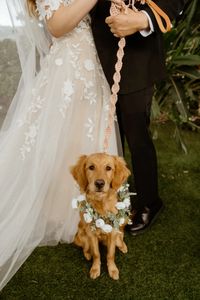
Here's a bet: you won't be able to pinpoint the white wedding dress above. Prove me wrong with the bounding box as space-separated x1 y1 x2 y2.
0 0 118 289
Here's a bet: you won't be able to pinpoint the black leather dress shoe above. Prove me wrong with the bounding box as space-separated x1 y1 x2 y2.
126 201 164 235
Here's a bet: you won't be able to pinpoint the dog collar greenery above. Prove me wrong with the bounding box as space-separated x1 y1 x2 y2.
72 184 133 233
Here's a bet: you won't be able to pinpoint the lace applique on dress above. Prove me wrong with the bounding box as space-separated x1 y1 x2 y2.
85 117 95 141
17 94 46 160
36 0 73 21
59 80 75 118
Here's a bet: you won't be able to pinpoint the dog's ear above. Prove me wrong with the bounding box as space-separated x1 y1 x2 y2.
112 156 131 190
70 155 88 192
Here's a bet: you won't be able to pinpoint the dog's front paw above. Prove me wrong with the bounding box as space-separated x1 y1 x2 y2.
90 265 101 279
108 265 119 280
119 242 128 254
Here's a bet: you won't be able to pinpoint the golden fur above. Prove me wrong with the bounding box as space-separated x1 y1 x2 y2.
71 153 131 280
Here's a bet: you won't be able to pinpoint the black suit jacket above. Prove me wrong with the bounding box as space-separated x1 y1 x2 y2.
91 0 187 94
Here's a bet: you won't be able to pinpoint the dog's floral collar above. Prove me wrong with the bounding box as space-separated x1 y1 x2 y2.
72 184 133 233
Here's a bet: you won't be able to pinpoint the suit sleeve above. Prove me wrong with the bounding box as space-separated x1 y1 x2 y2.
141 0 188 32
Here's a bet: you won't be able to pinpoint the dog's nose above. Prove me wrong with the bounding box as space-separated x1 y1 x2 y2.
95 179 105 190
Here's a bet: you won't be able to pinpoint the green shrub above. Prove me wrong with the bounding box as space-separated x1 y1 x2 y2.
153 0 200 133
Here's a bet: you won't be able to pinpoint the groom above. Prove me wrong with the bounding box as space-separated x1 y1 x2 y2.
91 0 187 235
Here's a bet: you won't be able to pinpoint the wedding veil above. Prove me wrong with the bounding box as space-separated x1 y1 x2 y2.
2 0 51 132
0 0 51 290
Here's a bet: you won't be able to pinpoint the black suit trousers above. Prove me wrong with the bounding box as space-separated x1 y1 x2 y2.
116 87 160 211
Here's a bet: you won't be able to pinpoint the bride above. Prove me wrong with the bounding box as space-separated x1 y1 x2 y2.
0 0 118 290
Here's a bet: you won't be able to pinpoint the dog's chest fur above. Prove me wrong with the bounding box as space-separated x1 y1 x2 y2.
95 228 111 244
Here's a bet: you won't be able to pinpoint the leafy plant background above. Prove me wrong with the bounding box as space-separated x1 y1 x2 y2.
152 0 200 151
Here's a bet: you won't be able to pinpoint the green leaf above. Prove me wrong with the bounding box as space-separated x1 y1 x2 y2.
170 77 188 122
177 67 200 79
173 126 188 154
151 98 161 120
173 55 200 66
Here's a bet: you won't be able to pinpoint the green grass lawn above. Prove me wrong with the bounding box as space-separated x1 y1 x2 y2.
0 123 200 300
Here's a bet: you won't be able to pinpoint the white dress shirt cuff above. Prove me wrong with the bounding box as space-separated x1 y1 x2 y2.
139 10 154 37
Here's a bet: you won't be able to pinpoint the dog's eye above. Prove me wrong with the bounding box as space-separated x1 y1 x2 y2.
89 165 95 170
106 166 112 171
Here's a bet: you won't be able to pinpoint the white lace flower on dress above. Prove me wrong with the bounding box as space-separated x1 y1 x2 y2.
59 80 75 118
63 80 74 97
18 96 46 160
55 58 63 66
85 118 95 141
84 59 95 71
36 0 72 21
20 120 40 160
39 75 48 88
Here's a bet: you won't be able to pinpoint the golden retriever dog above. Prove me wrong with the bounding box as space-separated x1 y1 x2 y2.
71 153 131 280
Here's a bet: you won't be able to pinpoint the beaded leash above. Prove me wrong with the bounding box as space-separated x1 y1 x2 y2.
103 0 129 152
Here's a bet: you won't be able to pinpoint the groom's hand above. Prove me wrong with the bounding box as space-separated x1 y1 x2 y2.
105 8 149 38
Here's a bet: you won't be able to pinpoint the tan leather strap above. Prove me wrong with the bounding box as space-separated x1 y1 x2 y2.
145 0 171 33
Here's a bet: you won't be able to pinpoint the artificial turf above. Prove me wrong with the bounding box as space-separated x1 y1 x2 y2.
0 123 199 300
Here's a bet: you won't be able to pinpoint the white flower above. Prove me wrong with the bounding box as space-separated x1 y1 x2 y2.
63 80 74 97
123 197 131 208
115 202 126 210
117 185 125 193
72 198 78 209
83 213 92 223
119 218 125 225
55 58 63 66
95 218 105 228
77 194 85 202
102 224 113 233
84 59 95 71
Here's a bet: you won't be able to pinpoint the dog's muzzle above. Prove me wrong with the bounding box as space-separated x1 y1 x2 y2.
95 179 105 192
